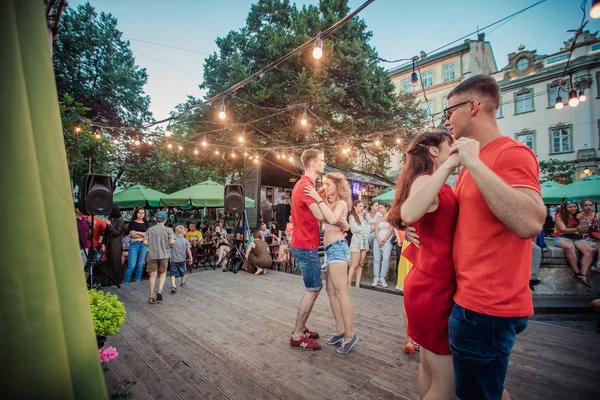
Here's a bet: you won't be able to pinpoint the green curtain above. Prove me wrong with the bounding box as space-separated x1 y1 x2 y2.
0 1 107 399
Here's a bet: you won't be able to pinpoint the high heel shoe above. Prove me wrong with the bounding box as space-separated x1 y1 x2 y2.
404 339 415 357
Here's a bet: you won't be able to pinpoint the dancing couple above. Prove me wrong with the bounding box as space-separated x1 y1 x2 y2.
288 149 358 354
389 75 545 399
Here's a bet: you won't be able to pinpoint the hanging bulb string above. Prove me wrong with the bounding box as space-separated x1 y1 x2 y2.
557 1 589 99
83 0 377 133
414 59 435 129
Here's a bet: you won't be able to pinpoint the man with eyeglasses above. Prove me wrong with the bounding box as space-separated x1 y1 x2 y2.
408 75 546 400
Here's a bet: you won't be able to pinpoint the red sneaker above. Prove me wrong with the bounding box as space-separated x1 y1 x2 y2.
290 336 321 351
303 327 320 339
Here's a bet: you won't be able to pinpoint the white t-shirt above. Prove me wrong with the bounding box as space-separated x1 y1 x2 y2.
365 211 382 233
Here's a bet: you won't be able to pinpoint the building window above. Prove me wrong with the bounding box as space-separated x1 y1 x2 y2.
443 97 448 109
401 78 412 94
550 125 572 154
421 71 433 88
547 84 570 108
443 64 456 82
496 96 503 118
516 57 529 71
514 89 534 114
421 101 433 119
516 131 535 152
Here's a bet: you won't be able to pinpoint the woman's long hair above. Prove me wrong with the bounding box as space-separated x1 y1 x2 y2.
132 207 146 223
349 199 364 225
389 131 453 230
109 204 121 220
558 200 578 227
325 172 352 211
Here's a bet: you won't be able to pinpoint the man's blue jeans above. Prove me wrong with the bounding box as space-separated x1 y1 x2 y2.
123 241 148 283
449 304 528 400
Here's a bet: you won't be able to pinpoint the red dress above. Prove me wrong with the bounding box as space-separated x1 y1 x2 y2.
402 184 458 355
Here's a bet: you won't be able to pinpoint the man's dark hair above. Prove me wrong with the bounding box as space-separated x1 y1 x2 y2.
447 74 500 115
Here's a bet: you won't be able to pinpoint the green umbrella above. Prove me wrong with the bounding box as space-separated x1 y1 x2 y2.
113 184 167 209
160 180 256 208
543 175 600 204
2 0 107 397
373 189 395 204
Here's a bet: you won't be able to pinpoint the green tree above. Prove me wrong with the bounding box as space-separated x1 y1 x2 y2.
53 2 152 127
539 158 575 183
178 0 421 176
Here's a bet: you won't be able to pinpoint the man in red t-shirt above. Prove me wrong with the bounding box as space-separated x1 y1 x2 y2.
409 75 545 399
289 149 349 350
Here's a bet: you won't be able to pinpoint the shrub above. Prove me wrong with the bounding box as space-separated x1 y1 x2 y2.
89 289 126 336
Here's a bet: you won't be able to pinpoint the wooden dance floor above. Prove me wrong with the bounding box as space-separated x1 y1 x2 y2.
104 270 600 400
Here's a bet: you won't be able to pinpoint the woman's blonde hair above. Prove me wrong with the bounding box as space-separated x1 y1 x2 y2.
175 225 186 235
324 172 352 211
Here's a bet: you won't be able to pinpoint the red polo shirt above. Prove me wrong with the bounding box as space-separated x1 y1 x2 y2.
290 175 320 249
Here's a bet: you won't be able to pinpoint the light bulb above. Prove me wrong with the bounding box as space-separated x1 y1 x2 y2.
277 154 281 159
301 118 307 126
591 0 600 18
177 145 183 151
218 110 226 120
238 136 244 143
579 90 587 102
201 139 207 147
215 150 219 155
396 138 402 144
313 38 323 59
375 139 381 146
194 148 199 155
555 96 564 110
112 139 119 144
167 143 173 149
253 158 259 164
568 90 579 107
411 71 419 86
249 156 253 160
75 127 81 134
165 126 172 137
95 133 101 139
148 140 153 146
244 151 248 156
342 148 349 155
231 152 236 158
134 139 140 146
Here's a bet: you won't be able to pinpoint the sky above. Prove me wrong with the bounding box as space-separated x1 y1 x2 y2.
70 0 600 123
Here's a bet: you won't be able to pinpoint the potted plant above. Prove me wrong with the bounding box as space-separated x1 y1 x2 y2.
88 289 127 348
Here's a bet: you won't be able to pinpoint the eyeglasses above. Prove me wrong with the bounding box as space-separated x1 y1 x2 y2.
443 100 480 120
566 200 578 204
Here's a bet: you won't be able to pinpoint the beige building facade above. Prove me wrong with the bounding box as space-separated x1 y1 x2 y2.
387 33 497 175
492 31 600 182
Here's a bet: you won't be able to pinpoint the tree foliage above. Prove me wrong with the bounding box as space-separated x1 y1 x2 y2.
53 2 152 127
539 158 575 183
175 0 422 176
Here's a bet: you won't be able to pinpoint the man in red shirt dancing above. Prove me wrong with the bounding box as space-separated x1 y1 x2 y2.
289 149 349 350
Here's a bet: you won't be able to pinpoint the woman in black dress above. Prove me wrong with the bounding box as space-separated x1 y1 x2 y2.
102 204 125 286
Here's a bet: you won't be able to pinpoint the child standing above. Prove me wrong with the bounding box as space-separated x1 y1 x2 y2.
144 211 174 304
170 225 192 293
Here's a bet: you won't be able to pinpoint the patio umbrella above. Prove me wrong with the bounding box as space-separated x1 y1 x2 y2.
373 189 395 204
2 0 107 397
160 180 256 208
543 175 600 204
113 184 167 209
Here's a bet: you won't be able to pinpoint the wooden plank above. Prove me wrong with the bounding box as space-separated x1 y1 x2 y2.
104 269 600 400
104 337 156 400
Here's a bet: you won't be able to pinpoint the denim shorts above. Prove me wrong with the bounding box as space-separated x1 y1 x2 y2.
169 261 186 278
449 304 528 400
290 247 322 292
325 239 350 265
553 236 584 246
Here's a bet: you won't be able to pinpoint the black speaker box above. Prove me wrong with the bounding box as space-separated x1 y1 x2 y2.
78 174 114 215
224 184 244 213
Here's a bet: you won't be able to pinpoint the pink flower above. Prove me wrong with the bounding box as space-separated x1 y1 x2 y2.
99 346 119 363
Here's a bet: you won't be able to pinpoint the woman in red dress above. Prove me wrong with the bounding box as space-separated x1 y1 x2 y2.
389 131 459 400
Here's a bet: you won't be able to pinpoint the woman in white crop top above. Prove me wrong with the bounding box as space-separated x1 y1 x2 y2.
305 172 358 353
373 203 394 288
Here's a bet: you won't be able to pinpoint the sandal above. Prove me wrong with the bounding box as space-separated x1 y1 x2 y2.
404 339 417 357
575 273 592 288
148 297 156 304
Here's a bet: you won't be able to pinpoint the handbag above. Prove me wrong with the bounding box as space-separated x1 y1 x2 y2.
591 231 600 240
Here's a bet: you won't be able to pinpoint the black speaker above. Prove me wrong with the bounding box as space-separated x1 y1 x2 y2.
78 174 114 214
224 184 245 213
